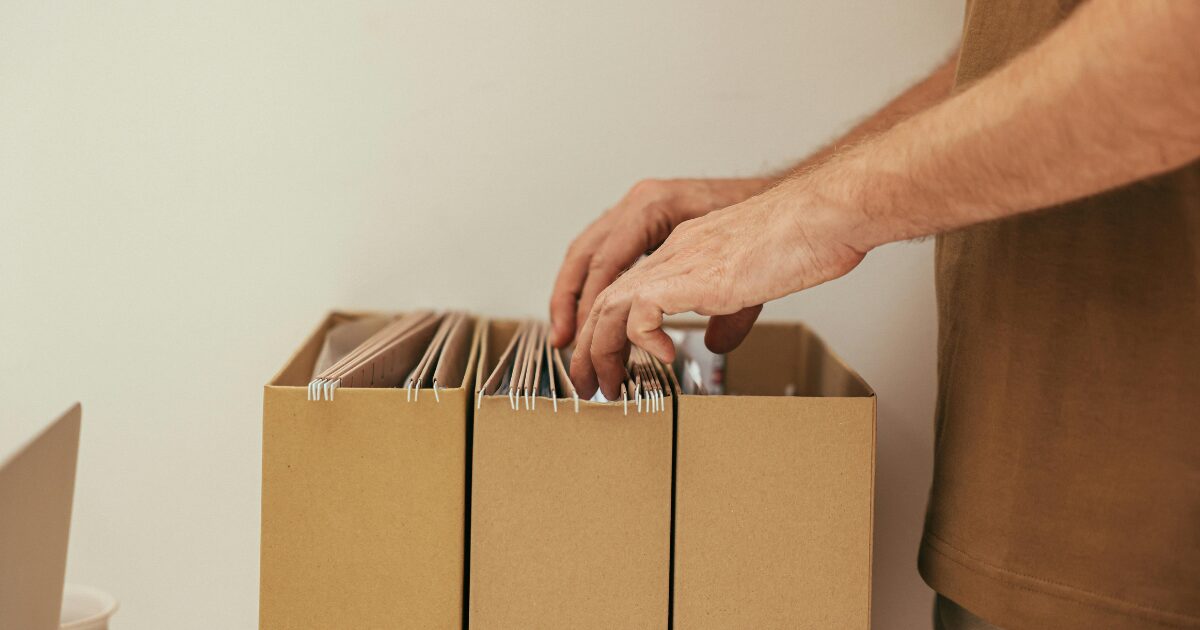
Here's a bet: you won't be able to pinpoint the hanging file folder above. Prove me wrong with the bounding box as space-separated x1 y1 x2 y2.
261 311 479 630
469 319 673 630
260 310 875 630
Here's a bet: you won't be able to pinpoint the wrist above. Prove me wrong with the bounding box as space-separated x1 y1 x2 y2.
767 170 874 259
657 177 776 221
698 177 776 207
786 151 907 255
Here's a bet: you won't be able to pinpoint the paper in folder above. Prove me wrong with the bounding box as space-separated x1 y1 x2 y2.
473 319 671 414
306 310 474 400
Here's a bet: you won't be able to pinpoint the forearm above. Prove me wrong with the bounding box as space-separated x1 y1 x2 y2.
569 1 1200 393
793 0 1200 251
778 49 959 177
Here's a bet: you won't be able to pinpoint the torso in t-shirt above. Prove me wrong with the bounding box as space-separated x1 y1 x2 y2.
920 1 1200 629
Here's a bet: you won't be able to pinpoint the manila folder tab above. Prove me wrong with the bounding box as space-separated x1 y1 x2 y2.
0 404 81 630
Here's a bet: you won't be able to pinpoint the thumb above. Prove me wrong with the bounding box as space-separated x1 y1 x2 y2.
704 305 763 354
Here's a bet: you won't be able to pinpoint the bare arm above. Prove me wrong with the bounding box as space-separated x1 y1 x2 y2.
815 0 1200 251
571 0 1200 399
549 49 958 348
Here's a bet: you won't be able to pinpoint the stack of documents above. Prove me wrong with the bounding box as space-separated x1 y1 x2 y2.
474 319 673 415
308 310 472 400
475 320 575 410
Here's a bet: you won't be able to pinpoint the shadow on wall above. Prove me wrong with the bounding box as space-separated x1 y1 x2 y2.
867 267 938 630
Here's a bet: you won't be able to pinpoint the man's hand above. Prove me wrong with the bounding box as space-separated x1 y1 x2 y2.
549 177 772 349
548 50 957 371
569 0 1200 400
569 185 867 400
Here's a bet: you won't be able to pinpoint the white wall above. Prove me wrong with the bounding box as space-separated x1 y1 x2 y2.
0 1 962 627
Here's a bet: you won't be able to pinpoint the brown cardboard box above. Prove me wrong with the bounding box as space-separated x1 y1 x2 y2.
468 319 673 629
260 312 479 630
261 314 872 629
672 320 876 629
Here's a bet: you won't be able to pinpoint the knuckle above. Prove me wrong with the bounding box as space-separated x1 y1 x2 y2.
596 290 622 315
566 238 591 258
663 221 694 246
588 292 607 315
630 178 662 196
660 230 686 250
594 289 611 309
600 299 621 317
587 256 608 274
627 312 651 337
640 202 676 246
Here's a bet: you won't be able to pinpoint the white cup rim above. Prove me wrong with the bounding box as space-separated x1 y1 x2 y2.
61 583 119 630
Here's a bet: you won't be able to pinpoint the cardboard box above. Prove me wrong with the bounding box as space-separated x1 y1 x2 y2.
468 319 673 629
261 313 873 629
672 321 876 629
260 312 479 630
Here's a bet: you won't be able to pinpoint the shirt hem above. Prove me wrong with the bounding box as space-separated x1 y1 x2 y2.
919 532 1200 630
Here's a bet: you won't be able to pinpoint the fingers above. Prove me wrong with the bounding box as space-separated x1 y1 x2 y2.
573 264 616 345
569 304 601 399
572 267 759 399
555 198 675 347
704 305 763 354
550 245 591 347
628 297 674 364
589 294 634 400
576 271 680 399
571 231 653 342
570 289 633 401
549 261 588 348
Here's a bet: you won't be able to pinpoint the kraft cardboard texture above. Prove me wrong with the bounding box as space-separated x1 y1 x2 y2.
261 314 874 630
673 321 876 629
261 312 477 630
468 320 673 630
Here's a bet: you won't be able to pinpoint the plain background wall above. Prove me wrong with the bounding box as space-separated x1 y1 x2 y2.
1 1 963 627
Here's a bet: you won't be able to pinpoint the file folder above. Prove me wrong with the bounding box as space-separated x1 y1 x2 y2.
468 319 673 629
260 311 875 629
260 311 479 630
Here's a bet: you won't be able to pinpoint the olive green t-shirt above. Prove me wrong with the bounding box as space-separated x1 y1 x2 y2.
920 1 1200 628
